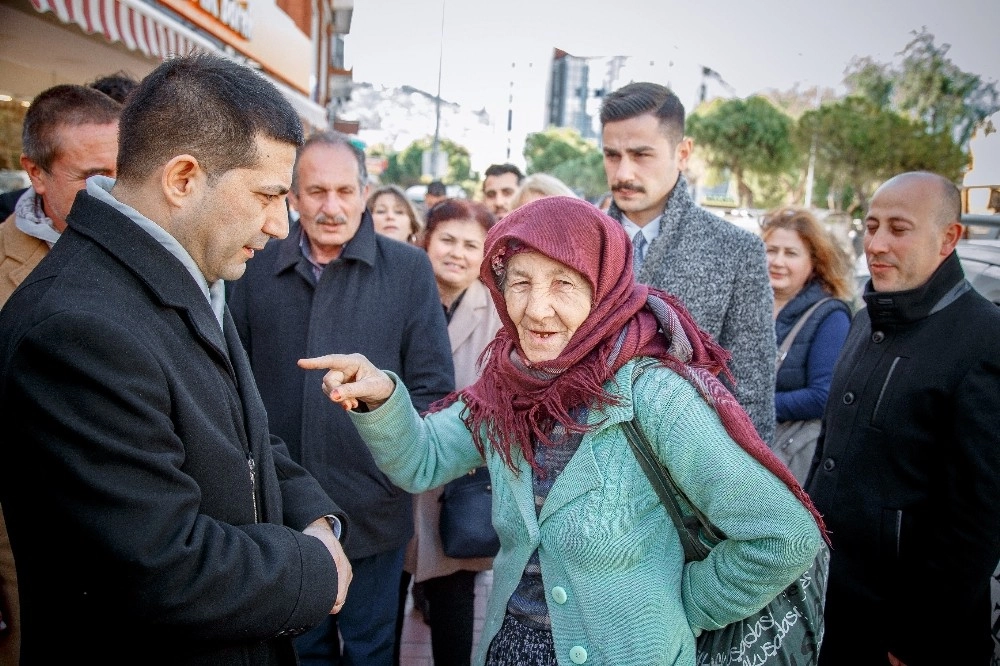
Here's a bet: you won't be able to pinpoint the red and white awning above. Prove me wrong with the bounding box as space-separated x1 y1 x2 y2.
27 0 329 127
29 0 215 60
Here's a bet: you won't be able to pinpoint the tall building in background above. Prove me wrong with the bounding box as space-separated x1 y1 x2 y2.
546 49 627 139
0 0 355 131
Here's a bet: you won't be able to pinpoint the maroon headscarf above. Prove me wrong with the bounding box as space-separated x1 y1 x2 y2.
433 196 826 536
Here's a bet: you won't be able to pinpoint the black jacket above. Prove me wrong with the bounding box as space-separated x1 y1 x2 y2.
774 280 851 421
0 187 25 220
0 190 343 664
228 215 454 559
807 252 1000 665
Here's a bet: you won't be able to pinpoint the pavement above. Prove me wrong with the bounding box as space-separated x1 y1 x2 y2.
398 570 494 666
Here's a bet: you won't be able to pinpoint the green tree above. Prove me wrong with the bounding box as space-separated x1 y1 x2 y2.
377 137 473 189
522 127 607 199
687 96 799 207
761 84 839 120
845 29 999 150
798 97 966 214
843 57 895 109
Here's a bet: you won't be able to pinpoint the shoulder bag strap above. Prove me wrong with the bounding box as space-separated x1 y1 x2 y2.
775 297 833 372
622 361 715 562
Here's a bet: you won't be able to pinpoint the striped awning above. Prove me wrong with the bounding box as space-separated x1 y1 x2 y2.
29 0 215 60
27 0 330 127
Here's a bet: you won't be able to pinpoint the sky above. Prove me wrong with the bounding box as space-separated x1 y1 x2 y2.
343 0 1000 173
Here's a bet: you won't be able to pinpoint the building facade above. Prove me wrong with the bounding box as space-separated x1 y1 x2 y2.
546 49 626 140
0 0 354 130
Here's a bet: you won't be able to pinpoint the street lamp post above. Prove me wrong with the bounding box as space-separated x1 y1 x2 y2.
506 62 515 161
430 0 446 179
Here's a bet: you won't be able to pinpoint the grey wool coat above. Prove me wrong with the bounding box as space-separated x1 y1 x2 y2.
609 175 776 443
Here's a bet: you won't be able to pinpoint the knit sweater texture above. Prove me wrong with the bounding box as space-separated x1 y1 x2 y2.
350 359 821 666
609 176 776 443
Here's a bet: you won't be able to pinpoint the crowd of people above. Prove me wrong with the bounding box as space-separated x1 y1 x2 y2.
0 53 998 666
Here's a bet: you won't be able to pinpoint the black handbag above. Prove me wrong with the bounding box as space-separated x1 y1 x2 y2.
438 466 500 559
622 362 828 666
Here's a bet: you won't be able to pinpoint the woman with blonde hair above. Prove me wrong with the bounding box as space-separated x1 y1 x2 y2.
510 173 577 210
762 207 852 481
368 184 422 245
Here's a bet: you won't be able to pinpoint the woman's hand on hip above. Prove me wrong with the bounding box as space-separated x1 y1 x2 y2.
298 353 395 411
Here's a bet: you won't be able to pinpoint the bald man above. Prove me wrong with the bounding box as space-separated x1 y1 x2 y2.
807 172 1000 666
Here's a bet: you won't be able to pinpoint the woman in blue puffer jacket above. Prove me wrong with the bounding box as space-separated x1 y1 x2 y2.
763 207 853 482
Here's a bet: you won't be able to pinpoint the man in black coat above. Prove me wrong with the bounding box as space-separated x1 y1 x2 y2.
0 54 351 665
807 171 1000 665
228 132 454 666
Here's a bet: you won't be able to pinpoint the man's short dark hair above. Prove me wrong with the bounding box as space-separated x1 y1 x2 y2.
292 131 367 193
426 180 447 196
599 82 685 144
483 163 524 184
88 71 140 104
116 54 304 185
21 85 122 173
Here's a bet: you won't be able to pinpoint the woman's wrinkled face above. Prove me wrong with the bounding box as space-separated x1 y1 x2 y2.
765 227 813 301
503 251 592 364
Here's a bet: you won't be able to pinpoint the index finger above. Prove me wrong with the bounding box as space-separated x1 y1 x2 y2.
297 354 356 371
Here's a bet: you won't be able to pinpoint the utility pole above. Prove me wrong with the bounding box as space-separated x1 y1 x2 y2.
506 62 514 161
804 89 820 208
430 0 446 178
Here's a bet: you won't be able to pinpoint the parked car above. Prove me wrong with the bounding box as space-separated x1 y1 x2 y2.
404 183 466 205
956 241 1000 305
962 213 1000 240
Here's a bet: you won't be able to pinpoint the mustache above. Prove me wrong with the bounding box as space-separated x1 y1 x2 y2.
611 182 646 194
314 212 349 225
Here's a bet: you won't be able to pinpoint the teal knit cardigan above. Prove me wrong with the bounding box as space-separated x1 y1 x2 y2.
348 359 821 666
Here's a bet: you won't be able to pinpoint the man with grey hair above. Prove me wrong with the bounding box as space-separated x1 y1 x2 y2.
229 131 454 666
0 84 120 302
807 171 1000 665
599 81 776 443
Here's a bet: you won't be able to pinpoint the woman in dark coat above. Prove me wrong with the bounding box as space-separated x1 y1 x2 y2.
762 207 853 481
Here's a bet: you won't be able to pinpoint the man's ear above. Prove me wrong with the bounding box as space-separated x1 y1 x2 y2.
20 155 46 195
941 221 963 256
161 154 205 210
675 137 693 171
287 189 300 213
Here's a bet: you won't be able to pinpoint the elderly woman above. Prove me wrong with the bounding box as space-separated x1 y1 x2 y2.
762 207 852 481
302 197 824 666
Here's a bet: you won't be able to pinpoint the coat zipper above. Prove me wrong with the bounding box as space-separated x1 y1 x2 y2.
893 509 902 558
871 357 901 424
247 453 259 523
